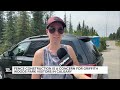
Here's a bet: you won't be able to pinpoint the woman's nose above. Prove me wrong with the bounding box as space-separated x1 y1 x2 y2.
54 29 59 35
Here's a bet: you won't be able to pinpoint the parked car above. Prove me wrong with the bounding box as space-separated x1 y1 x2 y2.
0 34 107 79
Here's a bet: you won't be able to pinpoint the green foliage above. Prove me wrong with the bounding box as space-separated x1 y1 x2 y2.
109 33 116 40
69 14 73 34
16 11 31 42
64 12 68 33
98 37 107 52
31 11 54 36
0 11 4 43
116 27 120 40
0 41 13 54
2 11 17 49
0 11 55 54
32 11 45 35
115 40 120 47
0 12 101 54
73 21 99 37
109 27 120 40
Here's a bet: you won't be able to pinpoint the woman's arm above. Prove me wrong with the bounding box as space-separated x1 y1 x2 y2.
31 48 44 79
66 45 91 79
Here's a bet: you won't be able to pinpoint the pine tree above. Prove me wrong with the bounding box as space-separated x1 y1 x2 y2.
77 22 81 31
0 11 4 44
69 14 73 34
64 12 68 33
82 20 85 29
3 11 16 48
43 11 54 24
91 27 94 36
84 26 88 36
32 11 44 35
116 27 120 40
16 11 31 42
76 22 81 36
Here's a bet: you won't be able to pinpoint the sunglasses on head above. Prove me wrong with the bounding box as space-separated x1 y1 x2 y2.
48 26 64 34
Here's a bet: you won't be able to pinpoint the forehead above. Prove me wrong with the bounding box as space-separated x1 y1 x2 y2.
49 22 63 28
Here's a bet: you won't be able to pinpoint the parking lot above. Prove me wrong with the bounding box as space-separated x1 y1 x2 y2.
102 40 120 79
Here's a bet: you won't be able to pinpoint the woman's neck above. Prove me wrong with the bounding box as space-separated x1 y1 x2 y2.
47 43 61 54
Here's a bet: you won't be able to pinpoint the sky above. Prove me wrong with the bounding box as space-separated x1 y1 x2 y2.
54 11 120 37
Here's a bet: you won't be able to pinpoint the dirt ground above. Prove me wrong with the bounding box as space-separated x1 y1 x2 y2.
102 40 120 79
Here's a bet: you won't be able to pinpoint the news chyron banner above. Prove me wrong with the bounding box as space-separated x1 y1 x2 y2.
12 66 108 74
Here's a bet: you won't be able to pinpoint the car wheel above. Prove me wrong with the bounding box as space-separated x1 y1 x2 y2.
0 66 5 79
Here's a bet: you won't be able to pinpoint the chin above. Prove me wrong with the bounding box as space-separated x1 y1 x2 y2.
53 40 59 44
53 39 61 44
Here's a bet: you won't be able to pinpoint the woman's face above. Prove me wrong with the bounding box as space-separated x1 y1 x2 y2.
46 22 64 44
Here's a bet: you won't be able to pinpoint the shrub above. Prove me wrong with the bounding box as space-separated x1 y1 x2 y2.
98 37 107 52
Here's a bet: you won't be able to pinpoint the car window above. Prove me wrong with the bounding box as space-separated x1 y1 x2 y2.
86 41 100 57
12 42 30 56
80 40 100 63
25 40 49 57
61 40 77 54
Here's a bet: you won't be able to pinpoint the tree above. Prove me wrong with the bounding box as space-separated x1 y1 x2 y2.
31 11 54 35
0 11 4 44
64 12 68 33
84 26 88 36
91 27 94 36
116 27 120 40
81 20 86 36
31 11 44 35
75 20 99 36
3 11 17 48
76 22 82 36
77 22 81 31
69 14 73 34
109 33 113 40
16 11 31 42
109 33 116 40
82 20 85 29
113 33 116 40
43 11 54 25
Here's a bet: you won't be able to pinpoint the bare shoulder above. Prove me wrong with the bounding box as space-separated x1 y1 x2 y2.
34 47 44 57
32 47 45 66
64 45 75 56
64 45 74 51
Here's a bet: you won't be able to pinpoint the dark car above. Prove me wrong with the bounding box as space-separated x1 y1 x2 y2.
0 34 106 79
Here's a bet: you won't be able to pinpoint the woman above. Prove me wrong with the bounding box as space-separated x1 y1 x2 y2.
31 16 91 79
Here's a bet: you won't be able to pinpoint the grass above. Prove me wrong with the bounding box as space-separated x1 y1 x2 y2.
115 40 120 47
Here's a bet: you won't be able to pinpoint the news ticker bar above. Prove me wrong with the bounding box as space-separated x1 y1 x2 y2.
12 66 108 74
